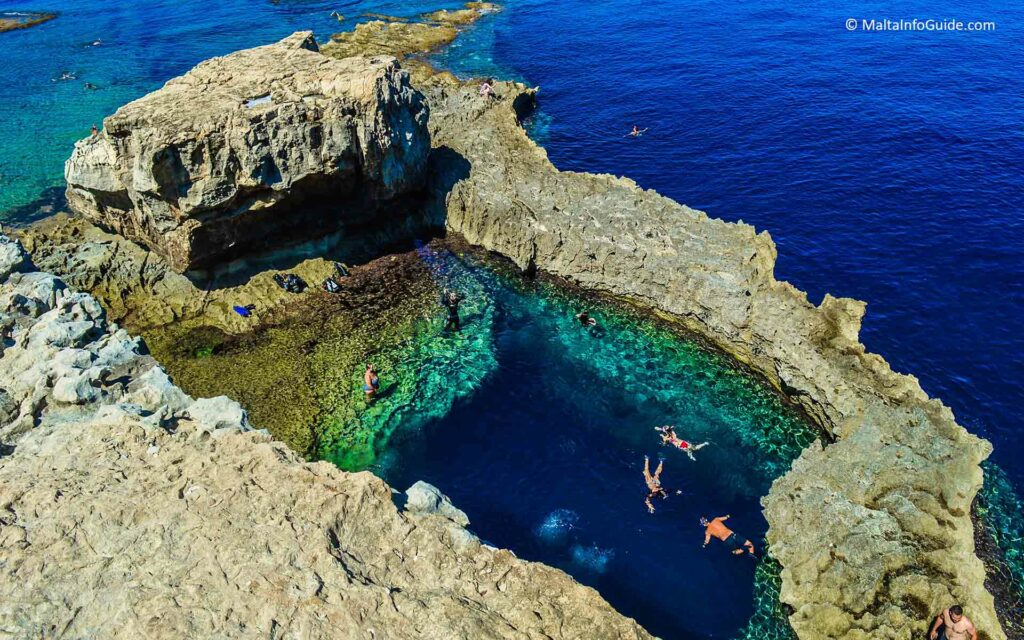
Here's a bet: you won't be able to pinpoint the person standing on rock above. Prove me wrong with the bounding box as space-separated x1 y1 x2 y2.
364 363 379 403
701 515 755 556
928 605 977 640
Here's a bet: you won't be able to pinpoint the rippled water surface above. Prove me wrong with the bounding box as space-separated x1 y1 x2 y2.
3 0 1024 635
348 249 816 639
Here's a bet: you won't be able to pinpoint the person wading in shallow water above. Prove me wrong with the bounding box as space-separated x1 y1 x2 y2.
701 515 756 556
928 605 977 640
363 363 379 403
442 289 463 332
643 455 668 513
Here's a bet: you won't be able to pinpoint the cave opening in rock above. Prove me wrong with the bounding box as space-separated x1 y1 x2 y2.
317 245 818 639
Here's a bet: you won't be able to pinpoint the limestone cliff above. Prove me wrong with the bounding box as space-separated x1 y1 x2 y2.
422 77 1002 639
0 238 651 638
64 32 431 273
12 6 1008 639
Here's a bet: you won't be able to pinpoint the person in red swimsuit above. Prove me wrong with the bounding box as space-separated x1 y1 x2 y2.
655 426 709 461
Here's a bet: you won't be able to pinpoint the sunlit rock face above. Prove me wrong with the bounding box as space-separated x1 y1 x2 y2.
64 32 431 273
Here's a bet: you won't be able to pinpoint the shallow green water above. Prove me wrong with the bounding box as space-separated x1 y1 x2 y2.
976 461 1024 635
318 246 817 638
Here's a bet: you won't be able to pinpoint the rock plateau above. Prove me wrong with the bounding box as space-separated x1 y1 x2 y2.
64 32 431 273
9 5 1011 640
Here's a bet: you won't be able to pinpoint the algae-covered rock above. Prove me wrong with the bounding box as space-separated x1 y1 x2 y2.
402 29 1005 640
64 32 430 272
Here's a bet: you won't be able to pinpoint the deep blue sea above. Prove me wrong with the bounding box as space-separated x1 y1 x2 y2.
2 0 1023 636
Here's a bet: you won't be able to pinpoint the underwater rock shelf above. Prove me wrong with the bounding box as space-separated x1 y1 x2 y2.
1 2 1013 639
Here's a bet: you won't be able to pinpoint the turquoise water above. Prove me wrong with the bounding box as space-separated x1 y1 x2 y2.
976 462 1024 635
4 0 1024 635
327 247 817 638
0 0 490 219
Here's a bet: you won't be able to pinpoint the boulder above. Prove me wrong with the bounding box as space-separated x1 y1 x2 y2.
0 235 29 281
64 32 431 272
405 480 471 526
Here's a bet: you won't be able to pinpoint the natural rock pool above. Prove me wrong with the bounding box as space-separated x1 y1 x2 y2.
318 245 817 639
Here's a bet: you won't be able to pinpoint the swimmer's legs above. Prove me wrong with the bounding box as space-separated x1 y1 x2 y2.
686 442 710 461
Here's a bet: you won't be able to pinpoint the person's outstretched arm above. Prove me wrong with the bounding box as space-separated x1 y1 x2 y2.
968 619 978 640
703 530 711 547
645 494 655 513
655 460 664 479
928 613 943 640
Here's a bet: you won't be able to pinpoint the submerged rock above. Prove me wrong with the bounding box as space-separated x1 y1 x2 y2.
0 235 650 640
395 31 1005 640
405 480 471 526
11 5 1007 639
64 32 431 272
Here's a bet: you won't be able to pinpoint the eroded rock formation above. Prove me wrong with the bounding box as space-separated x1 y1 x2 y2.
64 32 431 272
419 69 1003 640
11 5 1008 639
0 236 651 639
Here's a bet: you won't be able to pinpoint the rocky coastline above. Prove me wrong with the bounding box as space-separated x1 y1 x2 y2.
2 3 1012 639
0 235 652 638
0 11 56 34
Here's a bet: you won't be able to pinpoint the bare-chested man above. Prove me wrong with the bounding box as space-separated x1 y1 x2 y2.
701 515 755 556
643 455 668 513
928 605 977 640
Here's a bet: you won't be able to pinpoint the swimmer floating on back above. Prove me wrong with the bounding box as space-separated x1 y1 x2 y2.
643 455 667 513
655 425 709 461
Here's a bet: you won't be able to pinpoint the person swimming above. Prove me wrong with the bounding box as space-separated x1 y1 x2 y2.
701 515 756 557
628 125 648 137
643 455 668 513
364 363 380 403
655 426 709 461
575 311 597 327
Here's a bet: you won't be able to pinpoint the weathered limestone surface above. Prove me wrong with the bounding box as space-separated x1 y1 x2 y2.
0 236 651 639
419 73 1003 640
64 32 431 272
12 7 1006 639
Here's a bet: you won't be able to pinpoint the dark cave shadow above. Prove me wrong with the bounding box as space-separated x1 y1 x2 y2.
179 145 472 292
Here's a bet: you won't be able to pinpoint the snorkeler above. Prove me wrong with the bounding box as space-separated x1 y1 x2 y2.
364 363 380 403
643 455 668 513
701 515 756 557
575 311 597 327
655 426 709 461
442 288 463 332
